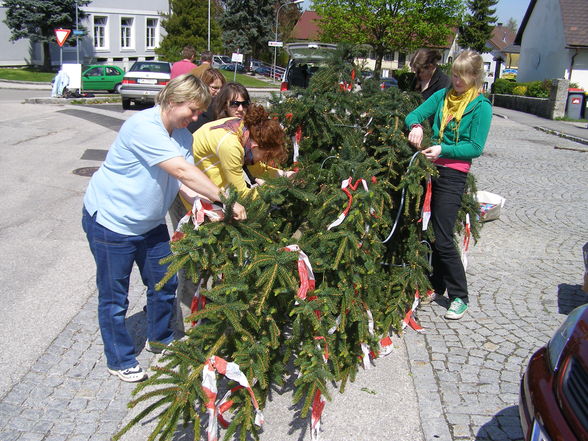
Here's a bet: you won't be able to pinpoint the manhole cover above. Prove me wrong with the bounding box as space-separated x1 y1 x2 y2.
72 166 99 177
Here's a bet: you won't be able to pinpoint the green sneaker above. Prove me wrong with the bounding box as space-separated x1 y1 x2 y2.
445 298 468 320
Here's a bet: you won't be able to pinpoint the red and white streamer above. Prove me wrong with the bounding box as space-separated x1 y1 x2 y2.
461 213 471 271
172 197 224 242
283 244 315 300
310 389 326 441
202 356 264 441
327 177 369 231
421 176 432 231
292 125 302 163
402 291 424 333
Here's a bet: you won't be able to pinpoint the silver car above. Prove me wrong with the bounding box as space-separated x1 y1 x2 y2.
120 61 171 109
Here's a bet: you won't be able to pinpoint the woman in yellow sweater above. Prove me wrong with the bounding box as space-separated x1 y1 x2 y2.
190 104 292 199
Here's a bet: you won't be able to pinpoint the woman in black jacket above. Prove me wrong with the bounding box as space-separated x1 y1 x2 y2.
409 49 452 100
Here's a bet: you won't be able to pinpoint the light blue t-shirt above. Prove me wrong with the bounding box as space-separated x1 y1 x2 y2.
84 106 193 235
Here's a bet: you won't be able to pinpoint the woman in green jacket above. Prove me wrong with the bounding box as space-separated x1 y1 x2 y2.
405 49 492 320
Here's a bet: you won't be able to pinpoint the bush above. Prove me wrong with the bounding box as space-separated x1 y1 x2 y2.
525 80 550 98
493 78 516 94
492 78 551 98
394 68 415 91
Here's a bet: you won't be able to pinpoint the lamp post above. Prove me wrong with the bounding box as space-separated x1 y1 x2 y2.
75 0 79 64
207 0 211 51
272 0 303 84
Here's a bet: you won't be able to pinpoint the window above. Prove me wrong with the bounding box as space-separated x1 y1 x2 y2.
484 62 491 72
121 17 134 49
86 67 103 76
106 66 121 76
398 52 406 68
93 16 107 49
383 52 395 62
146 18 158 49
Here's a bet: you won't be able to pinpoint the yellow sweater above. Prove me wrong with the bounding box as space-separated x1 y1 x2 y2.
191 117 279 200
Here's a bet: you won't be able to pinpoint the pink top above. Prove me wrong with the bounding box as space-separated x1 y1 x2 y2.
434 158 471 173
170 59 197 79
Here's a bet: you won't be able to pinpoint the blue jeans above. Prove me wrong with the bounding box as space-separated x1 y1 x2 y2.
82 208 177 370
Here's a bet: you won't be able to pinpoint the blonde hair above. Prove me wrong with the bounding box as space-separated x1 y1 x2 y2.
452 49 485 90
156 74 211 110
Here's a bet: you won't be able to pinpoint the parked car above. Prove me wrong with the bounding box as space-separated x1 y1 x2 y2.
380 77 399 89
518 302 588 441
249 59 265 72
81 65 125 93
220 62 245 73
119 61 171 110
280 42 337 91
212 55 232 69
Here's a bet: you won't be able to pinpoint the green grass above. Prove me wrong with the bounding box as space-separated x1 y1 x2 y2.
555 116 588 123
0 67 276 87
0 67 55 82
220 71 277 88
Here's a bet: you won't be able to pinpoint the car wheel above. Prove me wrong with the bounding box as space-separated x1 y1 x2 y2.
122 98 131 110
114 83 122 94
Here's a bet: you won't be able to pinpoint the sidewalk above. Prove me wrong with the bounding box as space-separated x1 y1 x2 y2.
492 105 588 147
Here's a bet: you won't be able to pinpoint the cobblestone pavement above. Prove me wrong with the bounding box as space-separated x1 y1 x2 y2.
405 114 588 441
0 111 587 441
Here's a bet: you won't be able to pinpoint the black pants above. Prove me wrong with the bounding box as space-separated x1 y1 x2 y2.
430 166 469 303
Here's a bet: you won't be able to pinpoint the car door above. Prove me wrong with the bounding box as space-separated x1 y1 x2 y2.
82 66 105 90
104 66 124 91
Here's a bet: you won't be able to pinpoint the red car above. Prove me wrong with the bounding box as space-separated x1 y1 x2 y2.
519 303 588 441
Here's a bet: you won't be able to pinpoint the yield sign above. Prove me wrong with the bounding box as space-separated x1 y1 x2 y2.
54 28 71 47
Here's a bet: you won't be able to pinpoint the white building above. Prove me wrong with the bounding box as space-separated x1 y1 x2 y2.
515 0 588 90
0 0 169 70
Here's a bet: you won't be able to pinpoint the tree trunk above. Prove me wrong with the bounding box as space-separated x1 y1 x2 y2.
43 42 52 71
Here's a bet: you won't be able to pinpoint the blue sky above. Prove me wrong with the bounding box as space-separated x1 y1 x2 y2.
301 0 530 27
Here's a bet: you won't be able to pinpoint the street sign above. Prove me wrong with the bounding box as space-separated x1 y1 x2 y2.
72 30 85 36
54 28 71 47
231 53 243 63
268 41 283 47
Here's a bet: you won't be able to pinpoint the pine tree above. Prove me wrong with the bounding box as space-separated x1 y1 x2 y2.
458 0 499 53
156 0 223 62
3 0 90 71
220 0 274 59
114 46 481 441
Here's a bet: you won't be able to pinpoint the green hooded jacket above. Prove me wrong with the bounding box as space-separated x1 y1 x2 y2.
405 88 492 161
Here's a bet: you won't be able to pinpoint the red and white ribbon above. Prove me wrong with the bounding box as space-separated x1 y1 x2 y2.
310 389 326 441
292 125 302 163
283 245 315 300
202 356 264 441
172 197 224 242
327 177 369 231
420 177 432 231
402 291 424 333
461 213 471 271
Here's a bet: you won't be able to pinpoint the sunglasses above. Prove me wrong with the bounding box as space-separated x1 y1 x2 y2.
229 100 250 108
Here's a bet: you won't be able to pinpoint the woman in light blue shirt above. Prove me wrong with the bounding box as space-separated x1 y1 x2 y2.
82 74 246 382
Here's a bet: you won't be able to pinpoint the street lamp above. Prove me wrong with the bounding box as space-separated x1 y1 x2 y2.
207 0 211 51
75 0 79 64
272 0 303 84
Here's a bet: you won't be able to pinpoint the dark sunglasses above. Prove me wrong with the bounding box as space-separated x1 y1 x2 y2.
229 100 250 108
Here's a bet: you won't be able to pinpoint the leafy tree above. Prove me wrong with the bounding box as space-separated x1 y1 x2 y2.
157 0 223 62
312 0 464 77
3 0 90 71
220 0 275 60
506 17 518 33
458 0 498 53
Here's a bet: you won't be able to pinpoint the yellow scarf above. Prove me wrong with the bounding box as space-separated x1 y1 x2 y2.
439 87 478 142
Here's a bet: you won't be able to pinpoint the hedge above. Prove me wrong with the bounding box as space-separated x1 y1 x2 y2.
493 78 551 98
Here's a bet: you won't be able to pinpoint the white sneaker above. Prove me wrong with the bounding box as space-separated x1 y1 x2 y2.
108 365 148 382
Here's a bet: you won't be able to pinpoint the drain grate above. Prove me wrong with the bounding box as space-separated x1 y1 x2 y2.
72 166 99 177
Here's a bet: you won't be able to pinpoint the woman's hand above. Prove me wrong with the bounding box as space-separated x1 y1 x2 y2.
407 126 424 149
232 202 247 220
278 169 297 178
421 145 442 161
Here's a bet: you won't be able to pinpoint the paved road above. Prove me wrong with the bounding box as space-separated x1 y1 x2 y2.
0 99 586 441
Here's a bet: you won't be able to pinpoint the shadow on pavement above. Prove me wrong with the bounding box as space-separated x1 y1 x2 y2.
557 283 588 315
475 405 523 441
